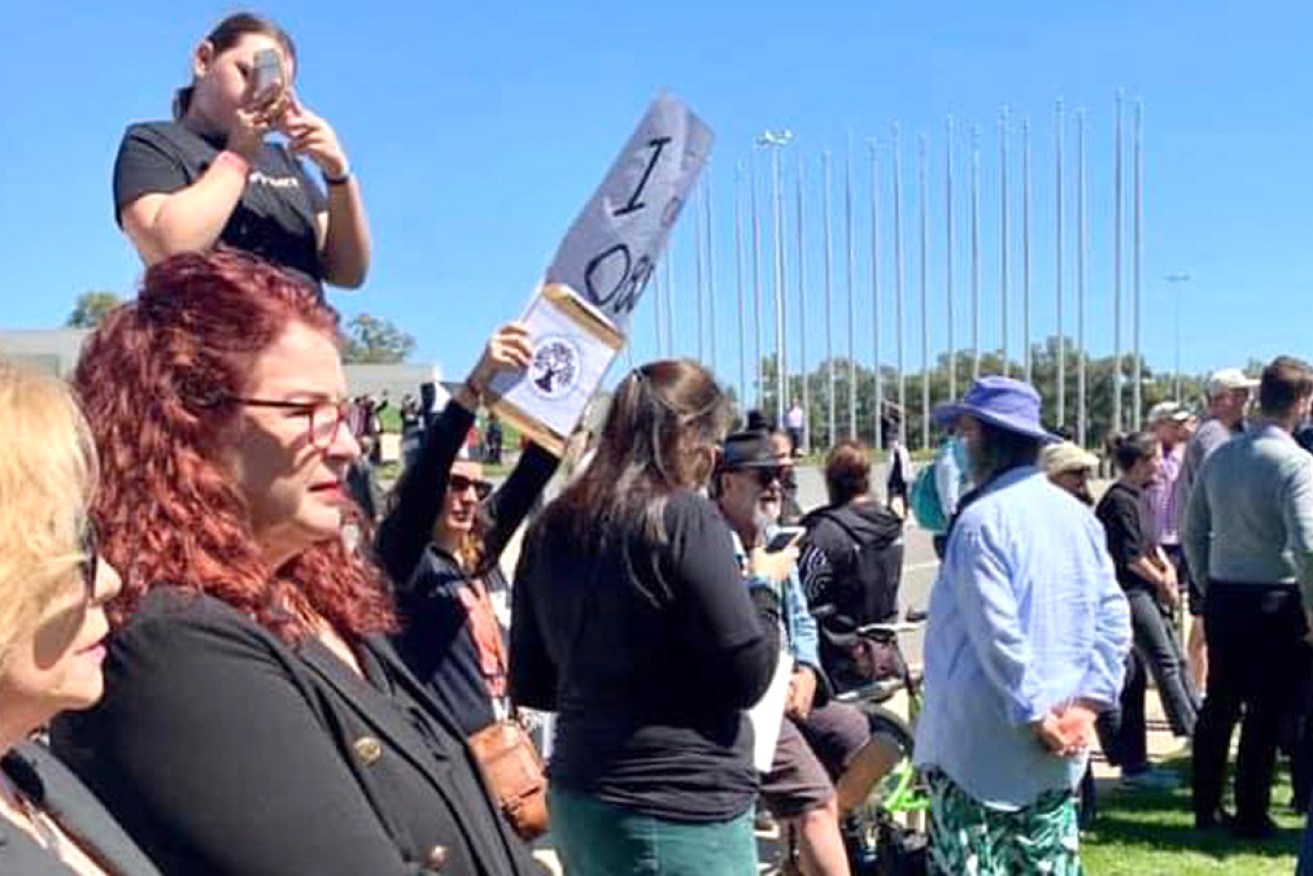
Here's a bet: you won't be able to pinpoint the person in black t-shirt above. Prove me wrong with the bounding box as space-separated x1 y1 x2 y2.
1095 432 1201 789
113 13 370 291
511 361 786 876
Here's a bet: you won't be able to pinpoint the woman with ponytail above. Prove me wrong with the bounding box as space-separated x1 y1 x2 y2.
113 13 370 292
1095 431 1201 789
511 361 785 875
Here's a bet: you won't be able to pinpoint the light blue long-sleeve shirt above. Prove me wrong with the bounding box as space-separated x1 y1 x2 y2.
914 466 1131 809
730 530 821 671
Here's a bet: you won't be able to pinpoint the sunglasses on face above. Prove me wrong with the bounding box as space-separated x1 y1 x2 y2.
449 474 493 500
730 466 785 488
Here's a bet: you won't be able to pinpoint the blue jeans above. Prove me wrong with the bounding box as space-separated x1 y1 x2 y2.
548 786 757 875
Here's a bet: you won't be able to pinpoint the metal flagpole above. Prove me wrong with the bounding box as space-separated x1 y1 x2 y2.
653 250 664 355
664 241 676 356
1113 90 1124 436
946 117 956 401
706 166 718 377
846 136 857 439
1056 100 1065 429
1077 110 1088 447
1023 118 1033 385
1133 99 1144 430
734 162 748 409
759 130 793 425
750 155 764 408
694 177 705 362
869 140 884 452
971 125 981 379
893 122 907 445
999 107 1010 376
823 150 836 448
796 149 810 453
919 134 931 450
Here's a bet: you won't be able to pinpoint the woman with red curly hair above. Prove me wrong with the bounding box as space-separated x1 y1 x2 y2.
50 251 537 875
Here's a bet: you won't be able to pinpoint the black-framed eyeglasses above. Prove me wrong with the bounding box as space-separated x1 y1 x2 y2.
78 521 99 601
227 395 351 450
449 474 493 500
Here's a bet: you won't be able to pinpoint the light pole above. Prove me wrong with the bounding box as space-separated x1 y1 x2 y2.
758 129 793 426
1166 273 1191 401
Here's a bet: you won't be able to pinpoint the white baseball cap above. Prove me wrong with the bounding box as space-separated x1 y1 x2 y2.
1206 368 1259 398
1147 401 1192 424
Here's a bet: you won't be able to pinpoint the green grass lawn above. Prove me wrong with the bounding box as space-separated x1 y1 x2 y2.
1082 758 1303 874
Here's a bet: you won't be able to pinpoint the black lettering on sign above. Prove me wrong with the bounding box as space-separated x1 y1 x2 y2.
584 243 632 308
612 254 654 316
613 137 672 217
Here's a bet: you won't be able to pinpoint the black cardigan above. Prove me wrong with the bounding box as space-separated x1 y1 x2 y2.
50 589 537 875
0 741 160 876
376 398 560 736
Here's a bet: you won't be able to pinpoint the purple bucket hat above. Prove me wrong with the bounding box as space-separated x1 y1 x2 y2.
933 376 1059 443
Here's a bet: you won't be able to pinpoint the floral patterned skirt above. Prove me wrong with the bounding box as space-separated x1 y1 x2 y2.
925 768 1081 875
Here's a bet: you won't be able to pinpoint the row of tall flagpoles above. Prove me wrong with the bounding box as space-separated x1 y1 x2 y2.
645 94 1147 451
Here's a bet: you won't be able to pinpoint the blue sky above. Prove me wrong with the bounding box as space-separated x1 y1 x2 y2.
2 1 1310 395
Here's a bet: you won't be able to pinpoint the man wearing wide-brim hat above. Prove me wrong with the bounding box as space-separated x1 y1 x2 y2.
913 376 1131 874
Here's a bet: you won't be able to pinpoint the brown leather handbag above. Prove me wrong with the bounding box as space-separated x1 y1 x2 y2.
467 717 549 842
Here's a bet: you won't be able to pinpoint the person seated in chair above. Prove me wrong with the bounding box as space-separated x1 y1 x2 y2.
714 431 901 876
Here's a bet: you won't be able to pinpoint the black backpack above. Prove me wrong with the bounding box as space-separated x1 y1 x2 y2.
807 509 904 627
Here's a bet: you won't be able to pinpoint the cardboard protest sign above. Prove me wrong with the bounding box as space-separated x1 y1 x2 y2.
489 92 713 453
546 90 713 331
488 284 623 455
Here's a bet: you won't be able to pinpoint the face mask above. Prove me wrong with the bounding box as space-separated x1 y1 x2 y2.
948 435 968 468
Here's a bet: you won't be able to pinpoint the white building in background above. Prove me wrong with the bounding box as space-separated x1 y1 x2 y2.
0 329 443 398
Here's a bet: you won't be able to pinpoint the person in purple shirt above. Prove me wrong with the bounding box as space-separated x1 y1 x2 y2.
1173 367 1257 691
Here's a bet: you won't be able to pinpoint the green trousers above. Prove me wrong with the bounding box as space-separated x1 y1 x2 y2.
547 786 758 875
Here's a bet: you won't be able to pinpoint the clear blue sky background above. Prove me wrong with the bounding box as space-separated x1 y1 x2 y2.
2 0 1310 395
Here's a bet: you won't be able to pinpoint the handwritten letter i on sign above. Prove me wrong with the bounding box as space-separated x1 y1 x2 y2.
546 91 714 333
488 93 713 454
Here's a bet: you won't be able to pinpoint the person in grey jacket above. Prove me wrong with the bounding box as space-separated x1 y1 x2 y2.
1183 356 1313 840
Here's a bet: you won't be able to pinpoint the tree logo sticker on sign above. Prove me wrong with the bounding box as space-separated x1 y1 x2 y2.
528 335 582 401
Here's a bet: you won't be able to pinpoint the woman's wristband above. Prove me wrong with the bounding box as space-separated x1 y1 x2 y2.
213 150 251 180
323 167 352 186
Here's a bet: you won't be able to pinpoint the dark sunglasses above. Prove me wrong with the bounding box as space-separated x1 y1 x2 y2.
78 521 99 600
449 474 493 500
730 466 785 488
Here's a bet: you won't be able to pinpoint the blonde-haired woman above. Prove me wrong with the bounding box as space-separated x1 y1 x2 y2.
0 362 157 874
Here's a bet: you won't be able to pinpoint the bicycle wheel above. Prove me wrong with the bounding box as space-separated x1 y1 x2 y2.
863 705 915 757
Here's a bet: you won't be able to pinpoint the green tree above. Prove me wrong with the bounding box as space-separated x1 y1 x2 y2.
342 313 416 364
66 291 123 329
754 334 1212 454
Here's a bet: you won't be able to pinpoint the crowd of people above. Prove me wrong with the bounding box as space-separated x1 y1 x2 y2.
8 8 1313 876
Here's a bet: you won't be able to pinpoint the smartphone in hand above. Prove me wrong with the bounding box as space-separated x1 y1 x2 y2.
765 526 806 554
248 49 284 110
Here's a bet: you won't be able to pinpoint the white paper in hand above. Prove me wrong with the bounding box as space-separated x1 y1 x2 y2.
748 645 794 773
